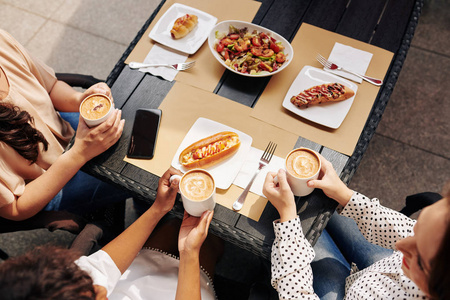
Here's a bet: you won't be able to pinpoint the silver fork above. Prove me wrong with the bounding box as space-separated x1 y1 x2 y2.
232 142 277 211
128 61 196 71
316 54 383 86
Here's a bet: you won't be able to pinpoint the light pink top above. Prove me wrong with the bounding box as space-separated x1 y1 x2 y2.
0 29 75 208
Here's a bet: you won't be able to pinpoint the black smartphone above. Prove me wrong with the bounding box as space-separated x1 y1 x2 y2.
127 108 162 159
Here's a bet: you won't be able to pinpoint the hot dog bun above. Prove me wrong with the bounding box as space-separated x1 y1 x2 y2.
179 131 240 169
170 14 198 39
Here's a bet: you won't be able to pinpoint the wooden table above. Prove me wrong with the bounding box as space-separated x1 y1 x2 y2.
80 0 423 260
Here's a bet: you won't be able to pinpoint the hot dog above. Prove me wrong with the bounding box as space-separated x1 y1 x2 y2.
179 131 241 169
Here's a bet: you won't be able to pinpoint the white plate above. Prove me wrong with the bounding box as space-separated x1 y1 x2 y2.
282 66 358 129
208 20 293 77
171 118 253 189
149 3 217 55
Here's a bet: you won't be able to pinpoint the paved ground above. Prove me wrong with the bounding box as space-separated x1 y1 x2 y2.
1 0 449 298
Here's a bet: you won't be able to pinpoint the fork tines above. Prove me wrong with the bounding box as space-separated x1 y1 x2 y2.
180 61 196 70
316 54 331 68
262 141 277 162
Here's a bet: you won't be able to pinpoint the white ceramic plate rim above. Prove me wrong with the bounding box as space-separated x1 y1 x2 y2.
282 66 358 129
171 118 253 189
208 20 294 77
149 3 218 55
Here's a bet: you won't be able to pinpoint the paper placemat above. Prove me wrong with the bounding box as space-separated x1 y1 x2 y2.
124 82 298 221
125 0 261 92
250 23 394 156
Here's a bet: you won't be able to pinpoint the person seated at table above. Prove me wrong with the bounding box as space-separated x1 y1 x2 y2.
0 29 128 221
263 155 450 299
0 167 223 300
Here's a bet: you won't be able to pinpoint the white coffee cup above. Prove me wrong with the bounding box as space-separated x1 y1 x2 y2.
284 148 321 197
170 169 216 217
79 93 113 127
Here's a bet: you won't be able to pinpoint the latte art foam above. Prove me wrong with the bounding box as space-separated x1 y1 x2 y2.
180 171 214 201
81 95 111 120
286 149 320 179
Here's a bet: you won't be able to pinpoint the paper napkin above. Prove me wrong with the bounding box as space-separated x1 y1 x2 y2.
233 147 285 198
326 42 373 83
138 44 188 82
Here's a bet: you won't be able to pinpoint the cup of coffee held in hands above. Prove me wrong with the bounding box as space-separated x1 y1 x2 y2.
79 93 113 127
171 169 216 217
284 148 321 196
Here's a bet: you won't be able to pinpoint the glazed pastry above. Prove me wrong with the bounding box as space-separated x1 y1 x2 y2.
290 83 354 107
170 14 198 39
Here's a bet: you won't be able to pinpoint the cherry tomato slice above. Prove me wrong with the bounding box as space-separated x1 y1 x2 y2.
251 36 262 47
270 41 280 53
216 43 224 52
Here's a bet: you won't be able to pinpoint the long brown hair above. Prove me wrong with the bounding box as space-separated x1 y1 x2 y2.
428 182 450 300
0 102 48 163
0 246 96 300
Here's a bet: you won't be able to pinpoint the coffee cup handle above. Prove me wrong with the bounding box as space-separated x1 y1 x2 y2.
169 174 182 184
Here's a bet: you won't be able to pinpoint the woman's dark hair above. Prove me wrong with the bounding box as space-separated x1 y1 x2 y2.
0 246 95 300
0 102 48 163
428 182 450 300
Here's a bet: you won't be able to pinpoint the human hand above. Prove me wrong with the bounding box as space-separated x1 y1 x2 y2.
263 169 297 222
178 210 214 256
152 167 183 215
79 82 112 104
70 109 124 162
307 154 353 206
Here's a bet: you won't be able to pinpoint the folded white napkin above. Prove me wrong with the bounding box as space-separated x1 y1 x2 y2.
233 147 285 198
138 44 189 82
325 42 373 83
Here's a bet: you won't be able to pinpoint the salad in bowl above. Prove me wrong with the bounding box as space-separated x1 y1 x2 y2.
208 20 293 77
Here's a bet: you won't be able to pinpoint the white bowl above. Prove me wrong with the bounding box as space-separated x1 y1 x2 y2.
208 20 293 77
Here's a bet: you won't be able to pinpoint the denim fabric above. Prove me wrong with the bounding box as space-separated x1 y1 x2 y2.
311 212 393 300
59 111 80 130
44 170 129 215
312 229 350 300
45 112 129 215
325 212 393 270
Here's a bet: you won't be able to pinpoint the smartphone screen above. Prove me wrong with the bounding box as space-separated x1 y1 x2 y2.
127 108 162 159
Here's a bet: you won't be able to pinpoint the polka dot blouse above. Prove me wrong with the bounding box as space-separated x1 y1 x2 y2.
271 192 428 299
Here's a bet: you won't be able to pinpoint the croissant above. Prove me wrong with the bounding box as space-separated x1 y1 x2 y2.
170 14 198 39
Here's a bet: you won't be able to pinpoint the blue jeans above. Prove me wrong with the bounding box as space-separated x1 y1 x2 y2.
311 212 393 300
44 112 129 215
